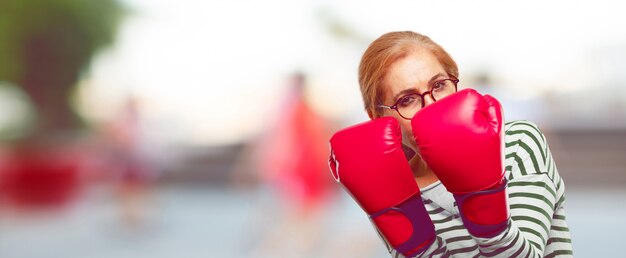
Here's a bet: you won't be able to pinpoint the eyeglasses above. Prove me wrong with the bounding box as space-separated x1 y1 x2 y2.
378 77 459 120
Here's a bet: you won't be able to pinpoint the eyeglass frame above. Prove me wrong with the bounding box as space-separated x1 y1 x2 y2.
377 77 459 120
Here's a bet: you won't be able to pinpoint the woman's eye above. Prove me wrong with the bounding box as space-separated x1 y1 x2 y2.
432 81 445 90
398 96 416 107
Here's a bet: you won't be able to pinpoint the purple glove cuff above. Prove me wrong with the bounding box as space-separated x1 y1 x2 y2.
370 191 436 256
453 179 510 238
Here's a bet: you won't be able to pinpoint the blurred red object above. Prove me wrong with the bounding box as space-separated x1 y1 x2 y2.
1 146 82 208
257 74 336 212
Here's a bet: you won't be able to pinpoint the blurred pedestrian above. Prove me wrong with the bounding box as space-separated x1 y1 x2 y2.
104 96 156 230
232 72 337 257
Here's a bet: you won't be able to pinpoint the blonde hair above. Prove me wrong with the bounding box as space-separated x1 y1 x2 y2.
358 31 458 119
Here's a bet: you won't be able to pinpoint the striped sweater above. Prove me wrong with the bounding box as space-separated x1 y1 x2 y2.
386 120 573 258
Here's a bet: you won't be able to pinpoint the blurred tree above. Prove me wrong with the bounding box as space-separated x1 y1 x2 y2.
0 0 123 141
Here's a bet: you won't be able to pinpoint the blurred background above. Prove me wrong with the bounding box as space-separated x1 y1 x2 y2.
0 0 625 257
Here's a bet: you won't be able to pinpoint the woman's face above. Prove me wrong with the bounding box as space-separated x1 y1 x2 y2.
381 48 448 151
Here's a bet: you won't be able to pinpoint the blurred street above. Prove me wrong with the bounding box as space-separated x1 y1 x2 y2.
0 185 386 258
1 129 626 258
1 186 625 258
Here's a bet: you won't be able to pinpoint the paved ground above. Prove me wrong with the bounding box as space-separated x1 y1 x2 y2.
1 129 624 257
1 186 625 258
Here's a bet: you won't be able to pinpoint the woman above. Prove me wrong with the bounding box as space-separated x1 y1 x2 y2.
329 31 573 257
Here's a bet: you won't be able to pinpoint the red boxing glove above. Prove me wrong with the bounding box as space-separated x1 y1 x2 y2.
329 117 435 256
411 89 509 237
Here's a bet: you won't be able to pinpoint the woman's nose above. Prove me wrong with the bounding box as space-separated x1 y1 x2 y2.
423 93 436 107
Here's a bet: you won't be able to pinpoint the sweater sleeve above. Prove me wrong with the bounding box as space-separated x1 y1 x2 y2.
471 120 573 257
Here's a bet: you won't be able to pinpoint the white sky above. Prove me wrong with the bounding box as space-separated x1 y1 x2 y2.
76 0 626 145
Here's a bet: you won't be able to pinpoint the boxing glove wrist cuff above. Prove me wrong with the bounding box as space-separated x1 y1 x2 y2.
453 178 510 237
370 191 436 256
460 214 510 238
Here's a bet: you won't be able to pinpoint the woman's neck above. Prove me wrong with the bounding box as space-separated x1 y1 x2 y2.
409 154 439 188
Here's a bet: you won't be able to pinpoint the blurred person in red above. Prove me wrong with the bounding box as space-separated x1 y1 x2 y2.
260 73 335 213
232 72 337 256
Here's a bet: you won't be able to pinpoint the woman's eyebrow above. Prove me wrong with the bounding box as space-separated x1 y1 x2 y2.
391 88 418 103
428 72 446 83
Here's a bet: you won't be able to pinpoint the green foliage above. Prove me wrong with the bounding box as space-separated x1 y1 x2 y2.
0 0 124 138
0 0 124 83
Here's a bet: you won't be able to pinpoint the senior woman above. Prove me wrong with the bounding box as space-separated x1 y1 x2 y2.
329 31 573 257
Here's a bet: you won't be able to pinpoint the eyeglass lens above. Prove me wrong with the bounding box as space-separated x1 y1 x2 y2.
397 79 457 119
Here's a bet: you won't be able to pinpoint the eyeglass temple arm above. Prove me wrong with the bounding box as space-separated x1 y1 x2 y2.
377 104 394 110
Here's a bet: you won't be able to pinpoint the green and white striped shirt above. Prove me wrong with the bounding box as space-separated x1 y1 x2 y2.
389 120 573 258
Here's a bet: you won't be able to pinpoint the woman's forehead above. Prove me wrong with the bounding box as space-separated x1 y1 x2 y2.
382 50 446 99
